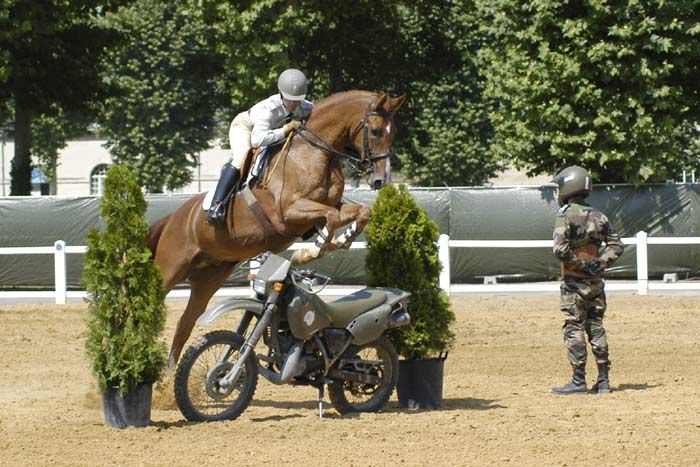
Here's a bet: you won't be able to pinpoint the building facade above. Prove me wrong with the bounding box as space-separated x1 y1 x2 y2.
0 137 230 196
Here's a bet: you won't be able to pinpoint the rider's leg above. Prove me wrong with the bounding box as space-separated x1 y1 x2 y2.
207 112 251 226
207 163 241 225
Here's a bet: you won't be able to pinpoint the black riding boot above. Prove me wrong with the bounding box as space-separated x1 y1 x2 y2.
591 362 611 394
551 365 587 395
207 163 240 226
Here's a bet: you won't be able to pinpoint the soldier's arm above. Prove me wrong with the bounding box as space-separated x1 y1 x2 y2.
599 215 624 267
553 212 586 271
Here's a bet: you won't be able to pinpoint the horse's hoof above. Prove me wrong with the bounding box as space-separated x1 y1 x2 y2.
291 246 320 265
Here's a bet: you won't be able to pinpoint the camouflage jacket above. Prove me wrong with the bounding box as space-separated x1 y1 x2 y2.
553 199 624 276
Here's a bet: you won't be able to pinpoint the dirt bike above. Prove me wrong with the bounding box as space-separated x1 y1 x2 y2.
174 252 411 421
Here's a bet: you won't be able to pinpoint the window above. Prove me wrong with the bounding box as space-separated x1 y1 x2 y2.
90 164 109 195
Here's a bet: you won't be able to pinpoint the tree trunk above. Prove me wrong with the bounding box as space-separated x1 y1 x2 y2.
10 100 32 196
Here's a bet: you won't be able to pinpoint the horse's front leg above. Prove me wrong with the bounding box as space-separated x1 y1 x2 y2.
330 202 371 249
283 198 343 265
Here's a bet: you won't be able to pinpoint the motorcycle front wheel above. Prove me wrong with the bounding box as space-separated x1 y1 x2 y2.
328 336 399 414
174 330 258 422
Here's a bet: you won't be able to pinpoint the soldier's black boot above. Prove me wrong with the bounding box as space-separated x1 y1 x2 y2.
551 365 587 395
207 163 240 226
591 362 611 394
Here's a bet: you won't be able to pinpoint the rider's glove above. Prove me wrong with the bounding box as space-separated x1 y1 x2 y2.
283 120 302 134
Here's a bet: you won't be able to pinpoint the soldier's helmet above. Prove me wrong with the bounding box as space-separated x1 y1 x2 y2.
553 165 592 205
278 69 307 101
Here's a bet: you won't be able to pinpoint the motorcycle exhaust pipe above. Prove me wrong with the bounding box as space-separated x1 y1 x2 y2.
388 308 411 328
258 342 304 385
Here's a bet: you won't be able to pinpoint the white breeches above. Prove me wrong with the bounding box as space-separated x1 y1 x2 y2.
228 111 253 169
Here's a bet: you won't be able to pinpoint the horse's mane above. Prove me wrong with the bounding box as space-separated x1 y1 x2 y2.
310 90 377 114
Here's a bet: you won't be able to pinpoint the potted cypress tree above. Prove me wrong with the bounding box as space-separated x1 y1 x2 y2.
365 184 455 409
83 165 167 428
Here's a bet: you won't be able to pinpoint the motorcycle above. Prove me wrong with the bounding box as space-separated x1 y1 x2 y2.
174 252 412 421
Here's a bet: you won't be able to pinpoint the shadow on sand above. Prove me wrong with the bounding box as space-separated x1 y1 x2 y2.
614 383 660 392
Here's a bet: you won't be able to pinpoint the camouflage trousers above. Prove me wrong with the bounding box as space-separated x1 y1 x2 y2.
560 276 610 367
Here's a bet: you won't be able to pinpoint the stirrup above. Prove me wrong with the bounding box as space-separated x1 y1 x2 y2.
207 203 226 225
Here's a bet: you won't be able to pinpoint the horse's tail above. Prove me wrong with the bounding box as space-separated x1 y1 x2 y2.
147 214 171 259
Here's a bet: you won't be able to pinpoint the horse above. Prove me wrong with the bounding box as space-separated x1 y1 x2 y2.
147 90 406 367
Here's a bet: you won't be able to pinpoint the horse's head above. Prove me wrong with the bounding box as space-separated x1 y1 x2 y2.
351 93 406 190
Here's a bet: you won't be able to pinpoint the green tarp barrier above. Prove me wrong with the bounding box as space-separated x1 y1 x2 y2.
1 185 699 290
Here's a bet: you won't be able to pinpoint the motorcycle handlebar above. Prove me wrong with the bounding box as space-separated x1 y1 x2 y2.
293 269 331 284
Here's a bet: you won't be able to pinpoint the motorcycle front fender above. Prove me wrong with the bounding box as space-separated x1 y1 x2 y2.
196 297 265 327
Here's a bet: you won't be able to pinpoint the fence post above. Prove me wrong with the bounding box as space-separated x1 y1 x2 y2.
438 234 451 295
54 240 67 304
636 231 648 295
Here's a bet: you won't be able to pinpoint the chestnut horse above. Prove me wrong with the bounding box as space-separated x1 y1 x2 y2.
148 90 406 366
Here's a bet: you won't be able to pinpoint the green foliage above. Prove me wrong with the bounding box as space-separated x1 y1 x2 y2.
98 0 223 192
395 0 499 186
0 0 125 195
83 165 166 395
32 105 93 193
365 184 455 359
213 0 495 186
477 0 700 183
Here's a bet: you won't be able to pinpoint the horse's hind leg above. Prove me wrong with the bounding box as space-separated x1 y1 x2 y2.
168 262 237 368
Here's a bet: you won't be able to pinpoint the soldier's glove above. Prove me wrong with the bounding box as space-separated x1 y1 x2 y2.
283 120 302 134
583 259 606 275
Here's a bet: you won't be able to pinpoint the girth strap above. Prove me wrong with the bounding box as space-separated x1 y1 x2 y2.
240 186 294 248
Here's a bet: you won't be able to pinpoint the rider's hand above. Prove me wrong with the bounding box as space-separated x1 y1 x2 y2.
283 120 302 134
583 258 606 275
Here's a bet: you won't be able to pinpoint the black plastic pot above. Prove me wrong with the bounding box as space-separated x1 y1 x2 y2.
102 383 153 429
396 353 447 410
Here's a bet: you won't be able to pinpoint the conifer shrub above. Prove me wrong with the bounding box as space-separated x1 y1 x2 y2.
365 184 455 359
83 165 167 395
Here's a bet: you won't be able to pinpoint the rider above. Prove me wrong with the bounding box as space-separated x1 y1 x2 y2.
207 68 314 225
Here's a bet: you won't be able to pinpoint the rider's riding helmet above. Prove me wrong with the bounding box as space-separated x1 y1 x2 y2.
553 165 592 206
278 69 308 101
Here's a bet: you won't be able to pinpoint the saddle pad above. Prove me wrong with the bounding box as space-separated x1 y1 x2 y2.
202 189 215 211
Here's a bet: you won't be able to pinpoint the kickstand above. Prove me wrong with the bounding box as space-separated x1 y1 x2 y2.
318 384 325 419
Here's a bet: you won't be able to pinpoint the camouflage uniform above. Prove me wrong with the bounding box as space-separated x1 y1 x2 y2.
553 199 624 371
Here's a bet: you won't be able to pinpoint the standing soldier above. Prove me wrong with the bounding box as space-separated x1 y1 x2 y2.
551 166 624 395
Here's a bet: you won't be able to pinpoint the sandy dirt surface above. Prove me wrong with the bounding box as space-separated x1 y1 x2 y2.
1 294 700 466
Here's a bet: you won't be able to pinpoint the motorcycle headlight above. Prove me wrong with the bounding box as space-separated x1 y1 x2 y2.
252 278 266 294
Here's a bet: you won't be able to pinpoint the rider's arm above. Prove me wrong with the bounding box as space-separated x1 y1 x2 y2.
249 104 286 148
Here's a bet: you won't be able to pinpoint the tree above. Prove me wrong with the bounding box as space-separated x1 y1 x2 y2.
83 164 166 395
365 184 455 359
213 0 496 186
99 0 223 192
477 0 700 183
396 0 499 186
32 105 93 194
0 0 124 195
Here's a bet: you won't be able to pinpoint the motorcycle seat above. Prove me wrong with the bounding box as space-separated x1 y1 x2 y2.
319 288 387 327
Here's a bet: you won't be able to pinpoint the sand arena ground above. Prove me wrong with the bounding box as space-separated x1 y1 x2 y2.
1 294 700 466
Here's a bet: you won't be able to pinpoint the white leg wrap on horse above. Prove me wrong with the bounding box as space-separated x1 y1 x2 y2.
315 226 330 249
333 221 358 248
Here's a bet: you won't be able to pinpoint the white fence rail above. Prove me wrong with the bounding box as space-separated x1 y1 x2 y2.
2 231 700 303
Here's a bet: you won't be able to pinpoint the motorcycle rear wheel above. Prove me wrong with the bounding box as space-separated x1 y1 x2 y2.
328 336 399 414
174 330 257 422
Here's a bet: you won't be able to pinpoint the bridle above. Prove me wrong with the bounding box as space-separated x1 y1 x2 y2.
295 100 394 168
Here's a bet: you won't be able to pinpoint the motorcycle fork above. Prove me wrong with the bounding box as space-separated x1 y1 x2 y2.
219 294 278 390
214 310 257 365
